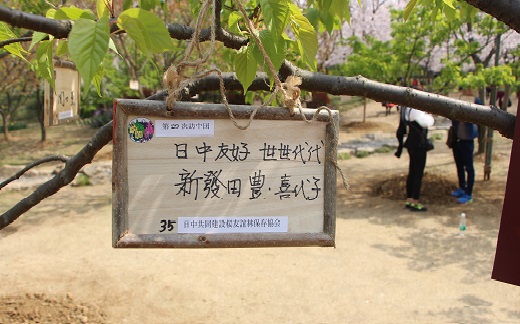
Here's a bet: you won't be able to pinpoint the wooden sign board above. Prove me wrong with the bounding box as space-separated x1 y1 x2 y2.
112 100 338 248
44 66 80 126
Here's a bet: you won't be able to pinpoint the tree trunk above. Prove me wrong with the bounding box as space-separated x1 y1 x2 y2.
1 113 9 142
500 85 512 111
484 35 502 181
477 87 487 154
363 97 367 123
35 85 46 142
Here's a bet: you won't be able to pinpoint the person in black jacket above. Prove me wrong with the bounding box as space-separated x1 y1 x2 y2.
395 107 435 212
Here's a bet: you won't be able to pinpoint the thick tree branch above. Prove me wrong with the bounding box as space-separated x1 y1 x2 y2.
463 0 520 34
155 64 516 139
0 5 71 38
0 122 112 230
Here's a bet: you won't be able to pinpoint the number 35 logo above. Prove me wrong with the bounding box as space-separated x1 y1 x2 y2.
159 219 176 233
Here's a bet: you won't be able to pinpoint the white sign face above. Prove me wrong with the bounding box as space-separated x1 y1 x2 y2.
127 118 325 234
113 100 338 248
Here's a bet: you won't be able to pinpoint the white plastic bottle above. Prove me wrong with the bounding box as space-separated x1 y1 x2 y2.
459 213 466 236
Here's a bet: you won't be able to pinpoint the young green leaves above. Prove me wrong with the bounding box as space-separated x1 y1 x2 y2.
25 1 173 97
117 8 175 58
0 22 30 63
233 0 318 92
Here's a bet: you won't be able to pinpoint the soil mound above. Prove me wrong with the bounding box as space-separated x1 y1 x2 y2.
372 172 456 205
343 121 395 133
0 293 107 323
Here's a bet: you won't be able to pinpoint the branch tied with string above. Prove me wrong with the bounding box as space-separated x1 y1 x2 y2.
162 0 348 190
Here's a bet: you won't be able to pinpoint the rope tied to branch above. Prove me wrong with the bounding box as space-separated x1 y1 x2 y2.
162 0 348 189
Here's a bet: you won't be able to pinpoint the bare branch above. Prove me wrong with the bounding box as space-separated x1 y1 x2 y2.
0 122 112 230
0 36 32 49
0 155 69 190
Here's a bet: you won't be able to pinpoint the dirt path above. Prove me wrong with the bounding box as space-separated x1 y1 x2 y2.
1 99 519 323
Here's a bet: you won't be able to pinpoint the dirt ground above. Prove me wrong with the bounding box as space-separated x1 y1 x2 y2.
1 98 519 323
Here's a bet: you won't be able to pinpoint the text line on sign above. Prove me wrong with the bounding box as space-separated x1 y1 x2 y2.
155 119 214 137
177 217 289 234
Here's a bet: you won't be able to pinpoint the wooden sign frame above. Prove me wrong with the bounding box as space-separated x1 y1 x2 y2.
112 99 338 248
44 62 80 126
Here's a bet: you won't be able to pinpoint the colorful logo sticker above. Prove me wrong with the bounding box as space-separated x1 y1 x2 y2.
128 118 154 143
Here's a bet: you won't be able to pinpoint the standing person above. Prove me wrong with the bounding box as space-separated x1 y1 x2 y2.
448 101 479 204
395 107 435 212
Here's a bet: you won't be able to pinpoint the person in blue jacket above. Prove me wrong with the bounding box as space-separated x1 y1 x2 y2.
449 98 480 204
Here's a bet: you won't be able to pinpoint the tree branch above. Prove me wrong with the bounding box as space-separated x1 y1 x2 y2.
151 64 516 139
463 0 520 34
0 5 249 50
0 122 112 230
0 36 32 49
0 5 71 39
0 155 69 190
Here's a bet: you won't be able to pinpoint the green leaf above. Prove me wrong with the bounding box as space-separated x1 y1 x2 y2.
319 9 335 33
92 63 105 97
260 0 290 39
36 40 54 89
188 0 201 18
56 39 69 56
252 30 286 84
331 0 350 23
0 22 30 62
235 45 257 92
404 0 418 21
45 9 56 18
69 16 110 97
228 11 242 34
108 38 122 57
139 0 157 11
97 0 111 18
444 4 456 21
29 31 48 51
305 8 320 30
123 0 133 10
55 6 96 20
442 0 455 9
289 4 318 70
117 8 174 57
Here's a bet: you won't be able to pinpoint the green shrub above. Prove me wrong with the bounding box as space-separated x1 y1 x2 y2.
356 150 370 158
375 145 393 153
337 152 351 160
430 133 442 141
0 123 27 132
75 174 91 186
